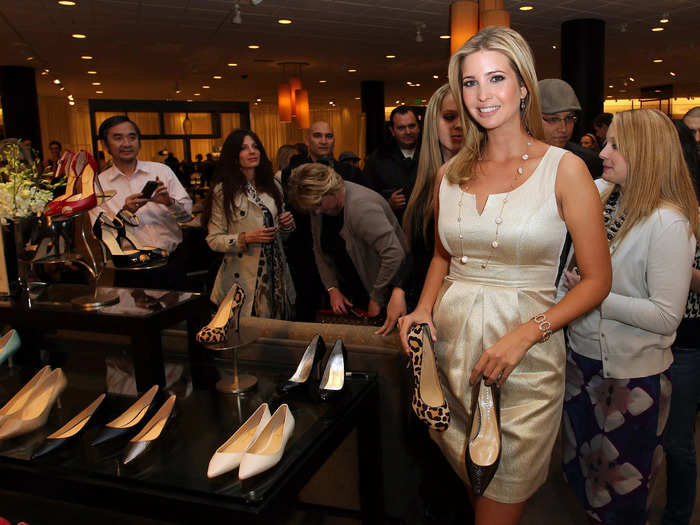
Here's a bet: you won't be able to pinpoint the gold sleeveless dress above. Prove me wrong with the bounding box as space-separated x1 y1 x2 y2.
431 146 568 503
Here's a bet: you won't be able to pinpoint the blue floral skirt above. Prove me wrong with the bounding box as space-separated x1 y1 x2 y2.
562 350 671 525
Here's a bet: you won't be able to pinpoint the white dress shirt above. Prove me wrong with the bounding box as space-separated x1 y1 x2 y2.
90 160 192 252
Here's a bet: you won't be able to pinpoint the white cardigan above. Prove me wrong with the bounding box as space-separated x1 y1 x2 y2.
563 180 695 379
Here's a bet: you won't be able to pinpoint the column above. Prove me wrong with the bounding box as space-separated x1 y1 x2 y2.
450 1 479 55
361 80 384 156
0 66 42 154
562 19 605 135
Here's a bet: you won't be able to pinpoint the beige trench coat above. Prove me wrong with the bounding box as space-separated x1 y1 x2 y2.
206 182 295 318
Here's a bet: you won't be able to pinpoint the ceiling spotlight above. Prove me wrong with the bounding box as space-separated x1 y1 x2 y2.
96 90 103 94
660 13 670 23
415 83 420 87
406 81 413 86
395 100 400 104
354 97 360 100
53 79 61 84
41 71 48 75
58 1 76 5
248 44 260 49
552 44 557 49
26 56 33 61
519 5 534 11
347 68 357 73
87 70 97 74
670 71 677 76
653 58 663 63
202 85 210 88
194 93 201 96
385 54 396 59
175 89 181 94
256 98 262 102
81 55 93 60
278 19 292 24
329 101 334 105
68 100 75 106
439 35 451 39
67 94 74 100
72 33 86 39
213 75 222 79
232 3 242 24
227 62 238 67
319 80 327 83
629 76 635 81
91 82 101 85
59 86 65 91
651 27 664 32
608 84 613 88
433 74 439 79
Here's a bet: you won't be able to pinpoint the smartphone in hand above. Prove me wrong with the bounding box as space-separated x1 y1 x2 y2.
140 180 158 199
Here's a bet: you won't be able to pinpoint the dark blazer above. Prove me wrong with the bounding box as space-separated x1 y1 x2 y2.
363 143 420 222
565 141 603 179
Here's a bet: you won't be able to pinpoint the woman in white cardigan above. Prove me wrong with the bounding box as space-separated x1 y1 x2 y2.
204 129 295 319
559 109 699 525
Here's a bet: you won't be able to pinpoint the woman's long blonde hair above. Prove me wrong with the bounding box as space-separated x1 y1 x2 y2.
602 108 699 245
403 83 453 246
445 26 543 185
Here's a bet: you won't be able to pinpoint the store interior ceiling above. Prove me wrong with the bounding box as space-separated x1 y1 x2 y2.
0 0 698 106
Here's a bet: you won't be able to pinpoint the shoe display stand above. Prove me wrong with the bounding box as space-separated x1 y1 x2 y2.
0 361 384 525
33 195 120 311
202 325 260 394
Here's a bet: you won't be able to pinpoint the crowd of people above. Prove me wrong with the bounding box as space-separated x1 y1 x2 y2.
37 23 700 525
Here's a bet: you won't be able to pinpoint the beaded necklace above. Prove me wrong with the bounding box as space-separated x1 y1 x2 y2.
456 140 532 269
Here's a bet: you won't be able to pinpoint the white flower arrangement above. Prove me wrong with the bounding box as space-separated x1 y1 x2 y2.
0 140 54 225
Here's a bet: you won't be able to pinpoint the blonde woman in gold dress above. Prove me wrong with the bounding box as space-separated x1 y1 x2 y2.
398 26 612 524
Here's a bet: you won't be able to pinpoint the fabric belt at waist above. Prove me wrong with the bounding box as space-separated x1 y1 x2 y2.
447 257 557 289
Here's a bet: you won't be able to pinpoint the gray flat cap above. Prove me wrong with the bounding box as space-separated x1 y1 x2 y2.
538 78 581 114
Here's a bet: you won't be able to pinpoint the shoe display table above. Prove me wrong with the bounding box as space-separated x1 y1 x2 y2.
0 284 209 391
0 361 383 524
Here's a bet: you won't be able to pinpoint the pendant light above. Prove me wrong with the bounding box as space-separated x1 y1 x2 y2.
278 83 292 122
295 89 310 129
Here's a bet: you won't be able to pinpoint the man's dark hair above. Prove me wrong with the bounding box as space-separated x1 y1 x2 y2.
593 113 613 128
98 115 141 142
49 140 62 149
294 142 308 158
389 106 418 127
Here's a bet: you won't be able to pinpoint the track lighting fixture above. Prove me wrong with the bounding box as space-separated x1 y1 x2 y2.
232 3 242 24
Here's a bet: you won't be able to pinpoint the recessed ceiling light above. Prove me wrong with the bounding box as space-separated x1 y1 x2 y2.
248 44 260 49
415 83 421 87
395 100 400 104
421 99 427 103
651 27 664 32
26 56 33 61
329 101 334 105
519 5 534 11
53 79 61 84
202 85 210 89
354 97 360 100
406 81 413 86
187 99 193 102
439 35 451 39
91 82 101 86
87 70 97 74
660 18 669 23
67 94 74 100
653 59 663 63
58 1 76 5
319 80 327 83
68 100 75 105
385 54 396 59
41 71 48 75
433 74 439 79
96 90 103 94
194 93 201 96
227 62 238 67
256 98 262 102
278 19 292 24
629 76 635 81
72 33 86 39
670 71 677 76
347 68 357 72
81 55 93 60
213 75 222 79
552 45 557 49
175 90 181 94
59 86 65 91
608 84 614 88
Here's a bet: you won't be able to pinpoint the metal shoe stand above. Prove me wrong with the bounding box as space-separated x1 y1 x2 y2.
202 325 259 394
32 202 120 311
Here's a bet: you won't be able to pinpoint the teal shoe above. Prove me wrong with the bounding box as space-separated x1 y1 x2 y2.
0 329 20 367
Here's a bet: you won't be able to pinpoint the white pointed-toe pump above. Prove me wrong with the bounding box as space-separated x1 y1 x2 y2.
238 404 295 480
207 403 271 479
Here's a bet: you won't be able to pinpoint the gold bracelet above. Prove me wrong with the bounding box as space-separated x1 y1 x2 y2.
532 313 552 343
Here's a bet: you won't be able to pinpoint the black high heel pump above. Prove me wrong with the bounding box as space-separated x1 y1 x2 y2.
278 334 326 394
92 212 152 268
319 339 347 401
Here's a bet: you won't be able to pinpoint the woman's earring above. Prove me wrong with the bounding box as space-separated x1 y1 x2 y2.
520 98 526 111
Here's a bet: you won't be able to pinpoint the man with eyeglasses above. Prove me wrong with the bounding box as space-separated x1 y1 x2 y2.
538 79 603 179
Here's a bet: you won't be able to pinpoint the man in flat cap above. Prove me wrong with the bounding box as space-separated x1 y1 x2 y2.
538 78 602 179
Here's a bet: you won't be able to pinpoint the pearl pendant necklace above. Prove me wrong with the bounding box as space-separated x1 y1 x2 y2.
456 139 532 268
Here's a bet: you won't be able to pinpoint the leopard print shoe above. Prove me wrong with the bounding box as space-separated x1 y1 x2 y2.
196 283 246 345
407 323 450 431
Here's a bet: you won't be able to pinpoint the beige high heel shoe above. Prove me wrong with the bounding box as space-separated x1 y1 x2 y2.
0 368 67 440
207 403 271 478
0 365 51 427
